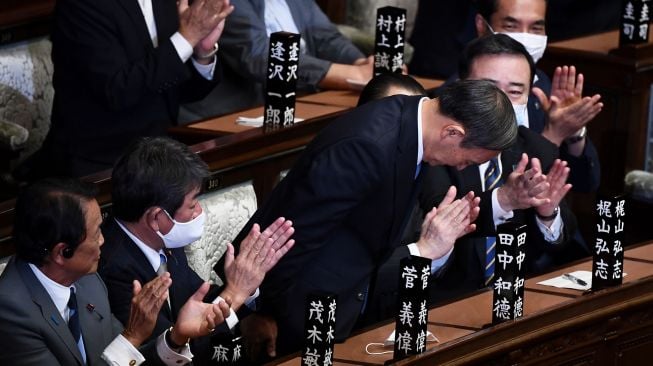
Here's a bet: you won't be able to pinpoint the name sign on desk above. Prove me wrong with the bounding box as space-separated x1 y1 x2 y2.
393 255 430 361
210 334 244 365
592 195 626 291
301 294 337 366
492 223 527 325
373 6 406 75
264 31 300 127
620 0 650 45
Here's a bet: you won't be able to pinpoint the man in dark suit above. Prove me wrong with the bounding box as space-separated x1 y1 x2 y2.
20 0 234 178
0 178 229 365
99 137 295 363
216 79 519 356
474 0 602 192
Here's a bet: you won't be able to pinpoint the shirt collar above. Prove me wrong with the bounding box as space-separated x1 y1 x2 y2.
115 218 164 272
416 97 427 167
28 263 74 320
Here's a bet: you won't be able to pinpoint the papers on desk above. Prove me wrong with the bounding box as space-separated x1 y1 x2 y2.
235 116 304 127
537 270 592 291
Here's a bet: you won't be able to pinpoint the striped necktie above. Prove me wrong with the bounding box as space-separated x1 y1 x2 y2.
484 157 502 286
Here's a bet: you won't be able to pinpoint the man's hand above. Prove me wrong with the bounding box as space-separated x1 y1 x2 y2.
122 274 172 347
220 218 295 310
496 153 550 212
416 186 480 259
169 282 231 346
534 159 572 222
240 313 278 362
533 65 602 148
178 0 234 48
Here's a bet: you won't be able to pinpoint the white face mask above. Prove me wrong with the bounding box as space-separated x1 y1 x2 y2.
512 102 529 128
501 32 548 64
157 209 205 249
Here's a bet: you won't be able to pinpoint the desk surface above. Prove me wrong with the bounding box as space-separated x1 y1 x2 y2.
272 243 653 365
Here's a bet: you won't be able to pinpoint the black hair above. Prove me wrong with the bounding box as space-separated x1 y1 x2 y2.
438 79 517 151
474 0 547 22
357 73 427 106
13 178 98 266
111 137 208 222
459 34 536 88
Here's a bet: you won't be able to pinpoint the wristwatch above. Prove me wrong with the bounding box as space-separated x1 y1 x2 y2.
565 126 587 144
536 206 559 221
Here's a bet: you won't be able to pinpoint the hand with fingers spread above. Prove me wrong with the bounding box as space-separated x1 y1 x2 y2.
121 274 172 347
416 186 480 260
178 0 234 49
534 159 572 222
168 282 231 347
220 217 295 310
496 153 551 212
532 65 603 147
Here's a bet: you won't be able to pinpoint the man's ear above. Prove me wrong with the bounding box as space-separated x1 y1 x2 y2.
51 242 69 265
144 207 163 232
440 125 466 142
475 13 489 36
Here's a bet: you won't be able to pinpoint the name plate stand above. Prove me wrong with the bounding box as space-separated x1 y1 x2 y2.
619 0 650 46
591 196 626 291
210 334 244 365
393 255 430 361
264 31 300 127
373 6 406 75
301 294 337 366
491 223 527 325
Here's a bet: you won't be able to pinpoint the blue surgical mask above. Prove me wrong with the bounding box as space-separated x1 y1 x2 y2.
157 209 205 249
512 103 529 128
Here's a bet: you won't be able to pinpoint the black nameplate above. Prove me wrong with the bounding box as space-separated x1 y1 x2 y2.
373 6 407 75
619 0 650 46
210 334 244 365
491 222 527 325
591 195 626 291
264 31 301 127
393 255 430 361
301 293 337 366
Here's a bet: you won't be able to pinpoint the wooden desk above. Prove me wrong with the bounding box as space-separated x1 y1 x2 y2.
187 102 349 135
273 243 653 365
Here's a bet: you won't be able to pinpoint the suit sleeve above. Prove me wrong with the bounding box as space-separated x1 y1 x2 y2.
54 0 212 112
561 138 601 192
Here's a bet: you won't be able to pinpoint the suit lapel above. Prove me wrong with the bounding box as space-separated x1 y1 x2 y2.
116 0 156 48
76 279 110 364
152 0 178 44
16 259 84 365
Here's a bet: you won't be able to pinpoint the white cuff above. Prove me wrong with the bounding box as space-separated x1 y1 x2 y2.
245 288 260 309
536 211 564 243
101 334 145 366
212 296 239 330
156 330 193 366
491 188 514 226
407 243 453 274
171 32 193 62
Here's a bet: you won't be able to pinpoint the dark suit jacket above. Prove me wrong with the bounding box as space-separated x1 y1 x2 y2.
215 95 425 354
365 127 584 324
0 257 160 365
99 219 222 364
35 0 218 177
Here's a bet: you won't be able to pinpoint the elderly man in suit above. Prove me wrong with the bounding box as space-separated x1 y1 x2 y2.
99 136 295 364
0 178 229 365
20 0 234 179
216 79 519 357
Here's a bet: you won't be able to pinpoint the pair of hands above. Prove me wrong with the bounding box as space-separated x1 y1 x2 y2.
121 273 230 348
177 0 235 61
534 65 603 151
496 153 572 220
416 186 480 260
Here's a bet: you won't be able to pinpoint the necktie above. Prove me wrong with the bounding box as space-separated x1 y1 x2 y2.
68 288 85 363
157 253 168 276
483 157 502 286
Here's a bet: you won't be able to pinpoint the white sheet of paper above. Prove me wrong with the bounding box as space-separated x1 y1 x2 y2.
537 270 593 291
235 116 304 127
